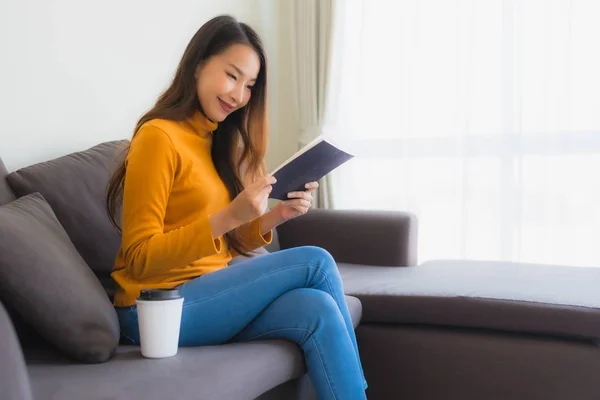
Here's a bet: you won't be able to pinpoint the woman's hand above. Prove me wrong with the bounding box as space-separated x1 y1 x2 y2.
226 176 276 225
257 182 319 235
272 181 319 223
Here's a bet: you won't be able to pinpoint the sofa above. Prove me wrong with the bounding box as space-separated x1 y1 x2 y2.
2 140 600 400
0 140 412 400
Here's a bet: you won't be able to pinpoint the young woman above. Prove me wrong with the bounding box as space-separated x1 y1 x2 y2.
106 15 367 399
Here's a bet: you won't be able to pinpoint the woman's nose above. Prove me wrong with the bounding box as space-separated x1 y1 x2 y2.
231 84 245 105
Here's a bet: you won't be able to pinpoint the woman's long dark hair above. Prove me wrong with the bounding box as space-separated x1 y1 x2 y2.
106 15 268 256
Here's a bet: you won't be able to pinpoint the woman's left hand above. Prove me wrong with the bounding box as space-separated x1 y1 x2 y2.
274 181 319 223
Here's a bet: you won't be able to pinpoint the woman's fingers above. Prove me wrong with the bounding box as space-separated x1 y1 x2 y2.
305 182 319 191
251 175 277 191
287 191 313 201
246 176 276 200
263 176 277 188
283 199 312 209
260 184 273 197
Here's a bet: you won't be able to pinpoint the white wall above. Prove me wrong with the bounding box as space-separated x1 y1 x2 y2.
0 0 298 172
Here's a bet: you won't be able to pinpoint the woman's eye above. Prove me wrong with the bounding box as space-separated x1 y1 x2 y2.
246 85 254 90
227 72 237 80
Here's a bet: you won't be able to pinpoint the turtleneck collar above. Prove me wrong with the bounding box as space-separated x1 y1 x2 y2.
186 110 218 136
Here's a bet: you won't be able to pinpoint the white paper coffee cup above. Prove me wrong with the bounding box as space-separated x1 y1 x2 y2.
136 288 184 359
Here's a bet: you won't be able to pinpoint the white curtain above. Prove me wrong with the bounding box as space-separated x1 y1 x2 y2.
333 0 600 267
289 0 349 208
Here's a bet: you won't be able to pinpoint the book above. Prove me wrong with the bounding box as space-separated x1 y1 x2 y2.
269 135 354 200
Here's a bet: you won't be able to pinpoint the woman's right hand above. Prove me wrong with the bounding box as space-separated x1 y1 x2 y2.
226 176 277 225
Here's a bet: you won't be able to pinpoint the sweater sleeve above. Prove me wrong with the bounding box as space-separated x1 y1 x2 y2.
121 125 223 279
231 217 273 256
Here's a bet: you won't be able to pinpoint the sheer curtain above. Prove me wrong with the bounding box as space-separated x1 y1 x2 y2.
288 0 335 208
333 0 600 267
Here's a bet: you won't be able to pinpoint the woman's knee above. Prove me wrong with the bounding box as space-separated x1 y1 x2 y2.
284 288 341 322
260 289 346 346
290 246 338 275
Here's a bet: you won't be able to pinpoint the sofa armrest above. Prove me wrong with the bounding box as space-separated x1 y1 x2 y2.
0 302 32 400
276 209 418 266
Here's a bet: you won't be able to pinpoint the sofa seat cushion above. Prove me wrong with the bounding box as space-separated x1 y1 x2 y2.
345 295 362 329
26 294 361 400
27 341 304 400
339 260 600 341
0 301 32 400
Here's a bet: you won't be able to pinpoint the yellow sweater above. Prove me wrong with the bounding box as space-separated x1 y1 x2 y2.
111 112 272 307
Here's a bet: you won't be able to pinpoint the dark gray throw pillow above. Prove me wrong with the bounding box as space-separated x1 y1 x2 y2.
0 193 119 363
6 140 128 298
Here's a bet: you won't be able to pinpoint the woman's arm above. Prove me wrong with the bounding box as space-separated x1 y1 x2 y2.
258 209 282 235
121 125 242 280
230 217 273 256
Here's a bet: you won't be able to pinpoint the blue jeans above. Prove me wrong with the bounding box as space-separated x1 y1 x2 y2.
116 246 367 400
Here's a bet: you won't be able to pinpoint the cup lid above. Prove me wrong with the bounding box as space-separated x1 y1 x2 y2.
137 288 182 301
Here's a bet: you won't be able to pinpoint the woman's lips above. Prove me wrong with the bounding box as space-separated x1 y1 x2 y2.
218 98 235 113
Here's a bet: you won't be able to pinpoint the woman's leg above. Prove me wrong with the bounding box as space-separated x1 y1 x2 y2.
231 287 366 400
116 246 366 397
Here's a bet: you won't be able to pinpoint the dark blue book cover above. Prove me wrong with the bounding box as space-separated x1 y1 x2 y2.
269 137 354 200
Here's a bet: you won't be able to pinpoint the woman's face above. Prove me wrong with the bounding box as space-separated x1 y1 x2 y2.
195 43 261 122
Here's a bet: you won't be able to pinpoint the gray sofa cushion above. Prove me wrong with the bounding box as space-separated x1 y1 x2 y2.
276 209 418 266
346 295 362 329
339 260 600 340
228 247 270 266
28 341 304 400
0 301 33 400
0 158 15 206
0 193 119 363
27 294 361 400
6 141 128 297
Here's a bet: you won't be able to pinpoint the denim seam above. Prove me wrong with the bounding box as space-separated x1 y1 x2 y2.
181 263 321 307
313 266 342 312
118 306 138 344
309 267 364 395
313 266 365 385
310 335 337 399
244 327 310 343
244 327 337 399
121 330 137 345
